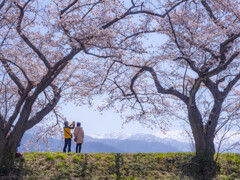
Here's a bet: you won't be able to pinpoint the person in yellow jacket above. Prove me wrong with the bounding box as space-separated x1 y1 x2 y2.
63 121 75 153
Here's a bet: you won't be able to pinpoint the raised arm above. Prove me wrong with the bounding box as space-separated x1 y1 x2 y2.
69 123 75 129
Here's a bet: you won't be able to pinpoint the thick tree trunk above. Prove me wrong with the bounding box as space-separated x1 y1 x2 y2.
0 128 24 175
188 103 216 179
0 142 16 175
194 133 216 179
194 133 215 160
193 129 215 160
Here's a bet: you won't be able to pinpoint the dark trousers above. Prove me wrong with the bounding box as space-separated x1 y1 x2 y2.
76 143 82 153
63 138 71 153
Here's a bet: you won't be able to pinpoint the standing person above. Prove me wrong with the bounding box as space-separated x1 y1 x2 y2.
74 122 84 153
63 121 75 153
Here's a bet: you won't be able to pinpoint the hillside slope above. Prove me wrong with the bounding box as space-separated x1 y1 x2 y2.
3 152 240 179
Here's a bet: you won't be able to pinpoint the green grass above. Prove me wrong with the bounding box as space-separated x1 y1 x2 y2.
10 152 240 179
45 152 55 161
55 152 67 160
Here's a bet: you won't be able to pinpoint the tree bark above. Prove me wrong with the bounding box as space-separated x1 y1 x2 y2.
0 141 16 175
188 104 216 179
194 133 216 179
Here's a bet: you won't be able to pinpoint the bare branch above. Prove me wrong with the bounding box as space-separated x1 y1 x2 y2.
0 23 14 47
173 56 200 74
200 0 226 30
207 52 239 77
119 30 157 44
52 47 81 72
99 62 115 91
4 84 32 135
15 2 51 69
60 0 78 15
80 42 117 59
25 88 61 131
177 35 220 73
168 14 184 54
0 0 5 10
219 33 240 64
131 0 187 18
223 72 240 97
0 59 25 93
220 33 240 51
129 68 146 113
215 130 226 161
131 0 135 7
112 79 129 97
182 63 188 95
59 67 77 90
0 58 31 83
81 0 103 19
101 0 187 29
144 66 189 103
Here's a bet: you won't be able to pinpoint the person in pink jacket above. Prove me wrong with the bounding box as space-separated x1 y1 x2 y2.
74 122 84 153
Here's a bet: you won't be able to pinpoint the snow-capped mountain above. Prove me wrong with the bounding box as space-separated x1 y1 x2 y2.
88 132 192 152
19 132 192 153
19 131 240 153
127 133 164 142
89 130 191 143
90 132 132 140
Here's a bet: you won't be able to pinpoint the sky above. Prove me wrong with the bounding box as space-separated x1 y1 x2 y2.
51 0 179 139
58 32 181 138
60 99 188 140
61 102 159 135
58 30 189 140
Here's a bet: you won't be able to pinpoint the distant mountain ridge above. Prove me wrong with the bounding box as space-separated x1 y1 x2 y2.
19 133 192 153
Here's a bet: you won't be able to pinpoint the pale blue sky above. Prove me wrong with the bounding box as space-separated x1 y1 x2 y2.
60 99 187 139
61 102 163 135
60 32 173 136
58 29 184 137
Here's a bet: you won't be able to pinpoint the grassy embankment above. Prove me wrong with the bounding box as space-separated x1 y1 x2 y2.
5 152 240 179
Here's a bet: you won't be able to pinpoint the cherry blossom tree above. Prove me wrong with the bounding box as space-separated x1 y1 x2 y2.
0 0 186 174
92 0 240 176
